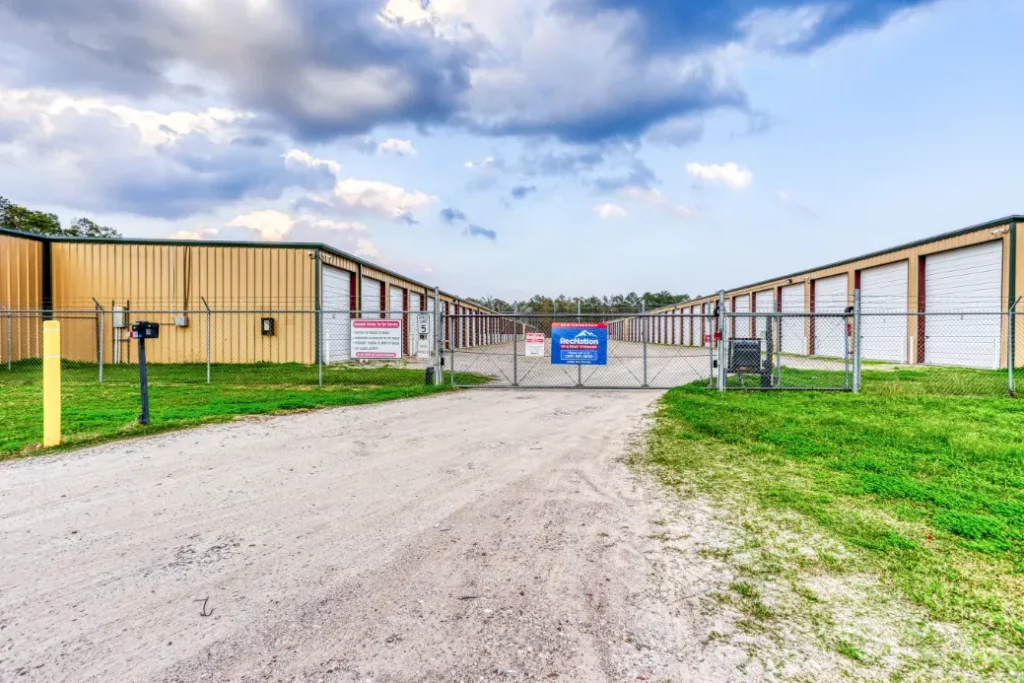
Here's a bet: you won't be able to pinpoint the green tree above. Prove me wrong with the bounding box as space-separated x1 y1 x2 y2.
67 217 120 238
470 291 691 314
0 196 120 238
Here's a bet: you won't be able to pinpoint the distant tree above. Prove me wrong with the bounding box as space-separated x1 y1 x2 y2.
469 291 691 313
0 196 121 238
67 217 120 238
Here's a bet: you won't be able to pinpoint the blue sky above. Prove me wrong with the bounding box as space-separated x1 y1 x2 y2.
0 0 1020 300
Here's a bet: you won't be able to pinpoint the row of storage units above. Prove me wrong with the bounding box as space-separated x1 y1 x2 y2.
0 227 508 367
609 305 717 347
321 262 513 363
634 222 1014 369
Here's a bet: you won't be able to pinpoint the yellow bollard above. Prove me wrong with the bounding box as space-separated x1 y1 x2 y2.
43 320 61 447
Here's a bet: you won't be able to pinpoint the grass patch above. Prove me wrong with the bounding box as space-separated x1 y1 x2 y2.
0 360 487 458
645 367 1024 678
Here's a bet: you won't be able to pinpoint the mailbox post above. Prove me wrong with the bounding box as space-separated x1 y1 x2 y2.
130 321 160 425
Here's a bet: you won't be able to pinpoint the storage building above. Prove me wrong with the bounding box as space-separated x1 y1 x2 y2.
633 215 1024 369
0 228 499 365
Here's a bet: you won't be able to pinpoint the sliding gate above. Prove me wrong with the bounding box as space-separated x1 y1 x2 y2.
443 313 715 389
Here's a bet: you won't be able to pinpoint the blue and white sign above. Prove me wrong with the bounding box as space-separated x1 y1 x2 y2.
551 322 608 365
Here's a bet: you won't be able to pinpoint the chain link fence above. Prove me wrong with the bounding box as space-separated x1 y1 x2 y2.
3 300 1024 398
719 311 855 391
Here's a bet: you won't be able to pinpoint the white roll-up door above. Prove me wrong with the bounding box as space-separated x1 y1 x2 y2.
322 266 352 365
361 276 382 316
860 261 909 363
696 305 704 345
674 311 682 345
780 284 806 355
733 294 750 338
388 286 405 356
408 291 422 354
813 274 848 357
700 304 708 346
754 290 774 340
925 241 1003 368
389 287 404 317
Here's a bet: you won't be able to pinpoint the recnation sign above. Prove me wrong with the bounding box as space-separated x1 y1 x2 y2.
551 322 608 365
350 319 403 359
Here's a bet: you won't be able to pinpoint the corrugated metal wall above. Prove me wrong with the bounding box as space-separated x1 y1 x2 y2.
51 241 317 364
652 220 1016 366
0 232 44 363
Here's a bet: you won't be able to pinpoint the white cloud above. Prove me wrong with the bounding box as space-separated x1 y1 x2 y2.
284 149 341 177
226 209 366 242
332 179 437 219
355 238 380 258
777 190 817 218
377 138 417 156
619 187 692 218
594 202 627 219
226 209 296 241
0 87 252 148
686 162 753 190
464 156 499 170
166 230 204 240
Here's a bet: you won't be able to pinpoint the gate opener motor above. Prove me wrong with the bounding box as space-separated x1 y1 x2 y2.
129 321 160 425
727 315 779 388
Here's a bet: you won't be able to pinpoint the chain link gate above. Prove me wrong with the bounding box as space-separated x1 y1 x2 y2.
442 313 717 389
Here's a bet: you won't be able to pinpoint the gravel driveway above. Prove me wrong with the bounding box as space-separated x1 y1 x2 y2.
0 390 753 682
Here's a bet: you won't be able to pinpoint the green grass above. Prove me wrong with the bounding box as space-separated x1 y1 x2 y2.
0 360 487 458
645 366 1024 677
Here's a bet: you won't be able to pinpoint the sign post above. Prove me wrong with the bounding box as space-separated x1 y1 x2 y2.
130 321 160 425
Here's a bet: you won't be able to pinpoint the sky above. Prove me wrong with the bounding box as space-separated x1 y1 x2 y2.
0 0 1021 301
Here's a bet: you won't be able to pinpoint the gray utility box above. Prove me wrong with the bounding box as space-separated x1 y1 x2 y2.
728 339 762 374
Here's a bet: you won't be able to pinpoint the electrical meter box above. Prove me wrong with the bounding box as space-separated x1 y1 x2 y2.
130 321 160 339
112 306 127 329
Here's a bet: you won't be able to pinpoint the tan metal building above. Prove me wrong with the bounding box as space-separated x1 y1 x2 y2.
0 228 494 365
626 215 1024 369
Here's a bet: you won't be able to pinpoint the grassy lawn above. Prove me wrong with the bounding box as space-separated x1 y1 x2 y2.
0 361 486 458
644 367 1024 679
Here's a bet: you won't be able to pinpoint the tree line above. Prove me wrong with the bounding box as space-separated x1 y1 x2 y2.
468 292 691 314
0 196 121 238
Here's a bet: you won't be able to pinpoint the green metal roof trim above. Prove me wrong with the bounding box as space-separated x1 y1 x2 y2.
0 226 483 308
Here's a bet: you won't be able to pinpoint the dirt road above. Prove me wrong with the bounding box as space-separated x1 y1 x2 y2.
0 390 750 682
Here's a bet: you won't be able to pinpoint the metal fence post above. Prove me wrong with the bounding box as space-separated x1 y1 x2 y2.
717 291 727 391
4 306 11 371
641 302 648 387
202 297 211 384
1009 297 1020 397
512 305 518 387
434 286 442 386
577 299 583 387
317 308 324 387
853 289 862 394
93 299 104 383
